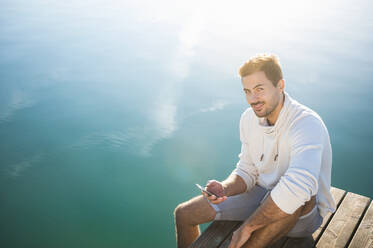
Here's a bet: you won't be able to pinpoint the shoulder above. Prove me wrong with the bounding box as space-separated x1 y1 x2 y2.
239 107 255 138
240 107 254 122
291 101 326 130
288 101 329 141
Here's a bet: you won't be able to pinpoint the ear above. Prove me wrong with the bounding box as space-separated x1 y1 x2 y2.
277 79 285 91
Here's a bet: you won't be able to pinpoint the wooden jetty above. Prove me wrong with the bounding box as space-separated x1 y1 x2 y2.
190 187 373 248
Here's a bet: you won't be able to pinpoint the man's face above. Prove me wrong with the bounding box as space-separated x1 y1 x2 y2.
241 71 284 119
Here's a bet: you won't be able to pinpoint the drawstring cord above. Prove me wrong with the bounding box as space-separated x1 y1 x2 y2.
259 129 279 162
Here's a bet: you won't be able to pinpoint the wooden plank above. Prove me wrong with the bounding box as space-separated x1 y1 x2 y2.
312 187 347 242
218 230 288 248
348 200 373 248
217 230 235 248
268 236 289 248
190 221 242 248
282 236 315 248
316 192 370 248
217 224 242 248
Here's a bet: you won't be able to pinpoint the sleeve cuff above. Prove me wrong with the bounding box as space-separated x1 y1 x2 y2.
231 166 257 192
270 184 305 215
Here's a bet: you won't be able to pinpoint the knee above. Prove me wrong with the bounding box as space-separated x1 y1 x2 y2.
174 202 190 222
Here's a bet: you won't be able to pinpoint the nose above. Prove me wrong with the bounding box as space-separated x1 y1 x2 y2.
248 94 260 104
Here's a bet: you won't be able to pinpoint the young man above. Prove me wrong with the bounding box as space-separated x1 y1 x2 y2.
174 54 336 248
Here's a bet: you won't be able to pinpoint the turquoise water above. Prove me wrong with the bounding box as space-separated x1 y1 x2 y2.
1 0 373 247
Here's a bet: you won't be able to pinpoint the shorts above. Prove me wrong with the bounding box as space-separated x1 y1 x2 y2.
208 185 323 237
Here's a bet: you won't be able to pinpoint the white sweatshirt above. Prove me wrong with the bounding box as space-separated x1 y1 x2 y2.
232 91 336 218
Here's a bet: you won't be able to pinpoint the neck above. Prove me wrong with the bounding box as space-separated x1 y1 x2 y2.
267 92 285 126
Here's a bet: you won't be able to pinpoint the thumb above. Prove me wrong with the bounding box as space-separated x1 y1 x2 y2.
206 180 215 187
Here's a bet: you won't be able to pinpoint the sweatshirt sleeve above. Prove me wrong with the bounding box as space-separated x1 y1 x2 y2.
270 116 325 214
231 111 258 192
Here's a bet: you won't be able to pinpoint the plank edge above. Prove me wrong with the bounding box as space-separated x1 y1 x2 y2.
314 188 347 244
345 198 372 247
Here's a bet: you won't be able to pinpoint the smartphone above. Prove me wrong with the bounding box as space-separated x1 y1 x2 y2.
195 183 220 198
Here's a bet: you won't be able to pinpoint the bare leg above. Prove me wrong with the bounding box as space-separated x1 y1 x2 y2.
174 195 217 248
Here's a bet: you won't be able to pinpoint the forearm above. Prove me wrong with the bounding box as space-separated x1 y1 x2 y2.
221 174 247 196
242 195 289 232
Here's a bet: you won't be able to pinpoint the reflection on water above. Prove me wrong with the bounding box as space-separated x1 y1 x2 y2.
1 0 373 247
0 89 36 123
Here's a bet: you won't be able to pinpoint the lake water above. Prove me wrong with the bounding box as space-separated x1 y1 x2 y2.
1 0 373 247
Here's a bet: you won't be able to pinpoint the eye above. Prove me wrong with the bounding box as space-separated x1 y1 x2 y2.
243 89 250 94
255 87 264 93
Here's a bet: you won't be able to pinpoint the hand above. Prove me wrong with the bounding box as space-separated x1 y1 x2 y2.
201 180 227 204
228 225 253 248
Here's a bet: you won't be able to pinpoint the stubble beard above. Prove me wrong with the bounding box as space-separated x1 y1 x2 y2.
253 103 276 118
252 94 281 118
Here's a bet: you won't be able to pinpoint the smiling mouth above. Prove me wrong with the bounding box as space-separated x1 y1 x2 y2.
252 103 264 111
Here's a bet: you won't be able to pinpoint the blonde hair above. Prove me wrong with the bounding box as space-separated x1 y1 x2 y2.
239 54 283 86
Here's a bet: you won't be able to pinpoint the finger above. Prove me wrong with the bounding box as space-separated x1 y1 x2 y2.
212 196 227 203
230 230 247 248
230 233 241 248
202 192 216 201
210 196 227 204
208 195 217 201
210 197 223 204
228 239 236 248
